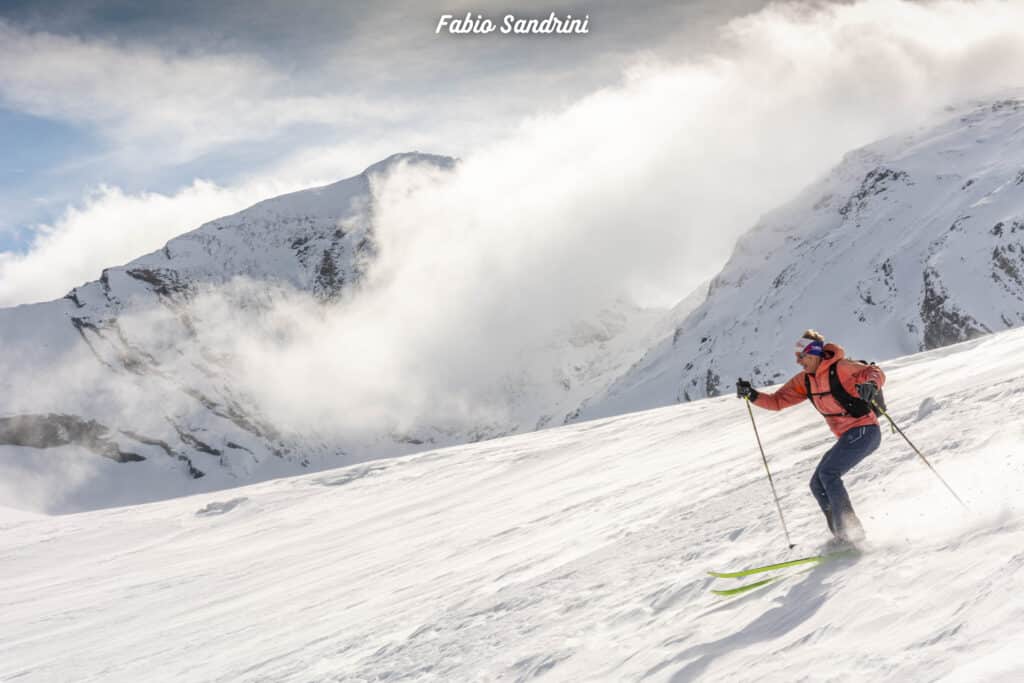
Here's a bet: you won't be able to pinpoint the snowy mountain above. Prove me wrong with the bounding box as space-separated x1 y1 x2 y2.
578 97 1024 420
0 154 429 512
4 324 1024 681
0 152 662 513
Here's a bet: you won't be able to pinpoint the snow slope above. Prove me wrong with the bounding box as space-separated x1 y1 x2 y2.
4 324 1024 682
579 96 1024 420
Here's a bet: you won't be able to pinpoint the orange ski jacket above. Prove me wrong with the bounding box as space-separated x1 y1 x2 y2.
752 342 886 437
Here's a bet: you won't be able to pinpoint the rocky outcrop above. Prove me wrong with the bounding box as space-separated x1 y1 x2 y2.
838 167 912 220
920 268 989 349
0 414 144 463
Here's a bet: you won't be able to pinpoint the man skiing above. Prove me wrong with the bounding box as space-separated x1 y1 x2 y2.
736 330 885 544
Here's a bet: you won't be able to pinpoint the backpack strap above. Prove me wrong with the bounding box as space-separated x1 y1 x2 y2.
804 361 873 418
804 371 846 417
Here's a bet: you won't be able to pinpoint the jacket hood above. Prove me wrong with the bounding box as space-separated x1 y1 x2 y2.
822 342 845 361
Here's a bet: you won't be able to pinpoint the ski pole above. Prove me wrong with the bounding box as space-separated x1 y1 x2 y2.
745 396 795 549
873 401 969 510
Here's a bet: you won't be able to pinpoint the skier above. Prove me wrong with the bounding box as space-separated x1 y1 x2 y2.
735 330 885 544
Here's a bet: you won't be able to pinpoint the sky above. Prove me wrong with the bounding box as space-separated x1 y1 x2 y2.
2 0 1024 309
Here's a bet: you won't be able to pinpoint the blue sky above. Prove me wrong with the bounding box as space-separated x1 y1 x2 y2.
0 110 101 249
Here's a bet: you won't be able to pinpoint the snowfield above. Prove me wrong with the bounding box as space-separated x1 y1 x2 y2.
4 326 1024 682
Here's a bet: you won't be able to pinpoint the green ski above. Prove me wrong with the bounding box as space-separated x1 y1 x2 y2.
708 549 858 579
711 565 819 596
711 576 778 596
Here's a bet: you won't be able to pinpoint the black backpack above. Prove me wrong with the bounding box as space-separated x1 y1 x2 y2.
803 360 886 418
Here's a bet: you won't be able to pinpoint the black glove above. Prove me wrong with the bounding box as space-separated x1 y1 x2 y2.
856 381 878 404
736 378 759 401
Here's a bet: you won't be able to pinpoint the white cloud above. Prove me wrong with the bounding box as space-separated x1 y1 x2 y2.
0 20 400 162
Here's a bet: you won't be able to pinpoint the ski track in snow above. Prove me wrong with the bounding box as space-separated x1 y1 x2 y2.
4 329 1024 681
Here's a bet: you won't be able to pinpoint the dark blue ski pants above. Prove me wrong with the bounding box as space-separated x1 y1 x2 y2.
809 424 881 525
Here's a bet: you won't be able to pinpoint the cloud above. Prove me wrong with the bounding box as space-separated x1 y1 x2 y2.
0 2 772 170
0 20 400 162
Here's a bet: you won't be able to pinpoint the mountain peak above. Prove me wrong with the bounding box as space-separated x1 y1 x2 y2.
236 151 456 223
362 151 458 177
